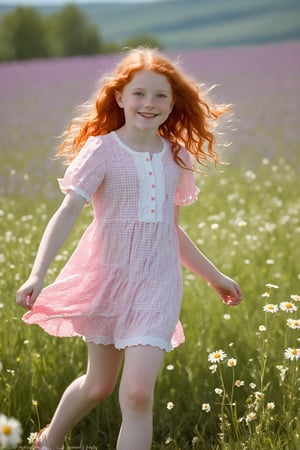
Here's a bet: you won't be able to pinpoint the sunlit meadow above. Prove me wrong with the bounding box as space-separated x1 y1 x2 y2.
0 42 299 449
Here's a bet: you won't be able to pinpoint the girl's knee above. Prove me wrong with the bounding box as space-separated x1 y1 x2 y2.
119 382 153 412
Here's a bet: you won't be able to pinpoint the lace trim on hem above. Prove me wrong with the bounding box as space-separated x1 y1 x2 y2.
83 335 173 352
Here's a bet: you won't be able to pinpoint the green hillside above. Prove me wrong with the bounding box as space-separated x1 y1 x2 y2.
0 0 300 48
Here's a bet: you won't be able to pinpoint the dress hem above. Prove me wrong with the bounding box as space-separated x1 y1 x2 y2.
83 335 175 352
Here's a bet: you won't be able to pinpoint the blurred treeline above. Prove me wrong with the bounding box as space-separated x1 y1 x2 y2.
0 4 161 62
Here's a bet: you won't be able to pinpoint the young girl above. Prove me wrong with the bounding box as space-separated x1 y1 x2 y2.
17 47 242 450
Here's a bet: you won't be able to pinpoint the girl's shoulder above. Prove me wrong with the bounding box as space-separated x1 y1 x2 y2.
89 131 121 150
65 134 112 171
78 133 113 158
86 132 111 147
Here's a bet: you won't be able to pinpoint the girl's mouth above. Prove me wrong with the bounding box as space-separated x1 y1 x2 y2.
138 112 158 119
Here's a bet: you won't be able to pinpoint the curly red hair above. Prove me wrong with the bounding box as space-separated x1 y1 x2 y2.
57 47 230 167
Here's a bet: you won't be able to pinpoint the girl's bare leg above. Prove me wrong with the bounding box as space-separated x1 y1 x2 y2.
40 343 123 449
117 345 165 450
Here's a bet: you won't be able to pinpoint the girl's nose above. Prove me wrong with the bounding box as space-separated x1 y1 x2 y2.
144 95 155 107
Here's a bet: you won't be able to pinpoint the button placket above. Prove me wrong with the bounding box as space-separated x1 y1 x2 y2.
146 154 156 216
135 151 165 223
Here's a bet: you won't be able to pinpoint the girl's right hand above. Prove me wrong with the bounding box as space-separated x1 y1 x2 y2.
16 275 44 310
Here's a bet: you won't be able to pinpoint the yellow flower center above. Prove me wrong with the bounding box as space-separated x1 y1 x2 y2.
285 303 292 309
291 349 297 355
214 353 221 359
2 425 12 435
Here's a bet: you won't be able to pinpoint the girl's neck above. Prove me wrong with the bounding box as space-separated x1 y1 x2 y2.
116 126 162 153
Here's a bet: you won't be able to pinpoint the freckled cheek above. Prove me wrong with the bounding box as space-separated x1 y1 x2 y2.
133 101 144 112
126 103 140 115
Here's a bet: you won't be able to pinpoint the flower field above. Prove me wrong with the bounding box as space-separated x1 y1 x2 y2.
0 42 299 449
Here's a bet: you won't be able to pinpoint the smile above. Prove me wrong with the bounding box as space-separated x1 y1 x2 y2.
138 112 159 119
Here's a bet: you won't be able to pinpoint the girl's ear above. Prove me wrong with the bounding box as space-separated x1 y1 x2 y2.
115 91 123 108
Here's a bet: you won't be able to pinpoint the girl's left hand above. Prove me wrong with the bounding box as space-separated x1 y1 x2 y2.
210 274 243 306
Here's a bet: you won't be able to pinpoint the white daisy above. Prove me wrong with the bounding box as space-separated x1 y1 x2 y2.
227 358 237 367
284 348 300 361
267 402 275 410
255 391 264 401
263 304 278 313
245 412 256 424
290 294 300 302
27 432 38 444
235 380 245 387
287 318 300 329
202 403 211 413
280 302 297 313
0 414 22 448
215 388 223 396
167 402 174 410
208 350 227 363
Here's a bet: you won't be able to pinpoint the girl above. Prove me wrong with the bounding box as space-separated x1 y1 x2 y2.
17 47 242 450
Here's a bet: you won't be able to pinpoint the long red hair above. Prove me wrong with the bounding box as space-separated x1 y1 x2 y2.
57 47 230 167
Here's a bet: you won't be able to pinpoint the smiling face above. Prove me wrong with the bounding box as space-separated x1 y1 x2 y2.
115 70 173 132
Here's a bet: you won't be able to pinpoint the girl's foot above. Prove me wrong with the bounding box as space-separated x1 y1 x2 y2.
35 425 50 450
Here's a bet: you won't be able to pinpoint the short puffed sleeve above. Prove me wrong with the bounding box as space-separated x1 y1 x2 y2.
58 136 105 203
174 148 200 206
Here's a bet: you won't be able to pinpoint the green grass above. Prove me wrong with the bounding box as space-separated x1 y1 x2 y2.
1 159 299 449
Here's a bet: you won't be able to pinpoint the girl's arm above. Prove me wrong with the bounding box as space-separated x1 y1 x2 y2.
16 191 85 309
175 206 242 306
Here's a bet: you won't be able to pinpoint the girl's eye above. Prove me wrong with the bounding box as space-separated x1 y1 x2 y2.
133 91 144 96
157 93 167 98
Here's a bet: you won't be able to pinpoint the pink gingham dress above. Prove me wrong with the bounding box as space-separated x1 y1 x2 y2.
23 132 199 351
